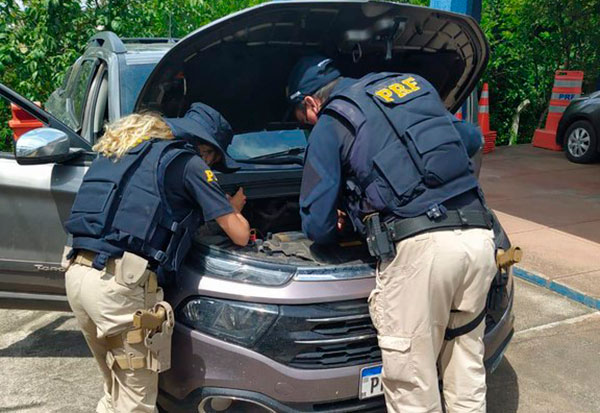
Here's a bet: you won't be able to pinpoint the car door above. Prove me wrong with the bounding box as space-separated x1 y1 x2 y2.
0 81 94 311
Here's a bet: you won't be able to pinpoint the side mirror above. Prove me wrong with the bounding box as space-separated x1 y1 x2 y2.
15 127 83 165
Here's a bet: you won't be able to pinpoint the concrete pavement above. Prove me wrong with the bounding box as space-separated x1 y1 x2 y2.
1 278 599 412
487 279 600 413
0 310 99 412
480 145 600 306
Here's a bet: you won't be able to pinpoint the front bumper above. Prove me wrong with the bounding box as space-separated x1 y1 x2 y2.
158 285 514 412
159 387 386 413
158 324 373 409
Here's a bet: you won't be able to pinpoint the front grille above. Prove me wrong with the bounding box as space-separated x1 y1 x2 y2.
291 314 380 368
253 299 381 369
252 278 511 370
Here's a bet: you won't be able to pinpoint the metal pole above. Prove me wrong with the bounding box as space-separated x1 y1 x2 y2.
429 0 481 22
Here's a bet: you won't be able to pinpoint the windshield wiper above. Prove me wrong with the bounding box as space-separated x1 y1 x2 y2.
238 146 306 162
245 146 306 160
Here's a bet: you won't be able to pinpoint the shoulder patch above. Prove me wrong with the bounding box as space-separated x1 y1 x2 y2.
204 169 217 183
366 75 429 105
127 139 152 154
324 99 366 133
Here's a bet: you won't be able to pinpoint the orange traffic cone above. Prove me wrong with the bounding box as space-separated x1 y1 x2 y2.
478 83 497 154
532 70 584 151
478 83 490 134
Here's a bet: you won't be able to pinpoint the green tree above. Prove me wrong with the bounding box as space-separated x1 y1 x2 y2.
0 0 427 152
4 0 596 152
0 0 267 152
481 0 600 144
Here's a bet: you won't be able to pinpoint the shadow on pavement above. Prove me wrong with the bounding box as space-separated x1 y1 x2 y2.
486 356 519 413
0 315 91 358
0 403 44 412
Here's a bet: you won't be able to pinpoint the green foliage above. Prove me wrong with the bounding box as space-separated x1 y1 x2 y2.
0 0 266 152
481 0 600 144
0 0 427 152
2 0 597 152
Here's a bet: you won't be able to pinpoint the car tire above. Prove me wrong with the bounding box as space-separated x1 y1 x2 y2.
564 120 599 163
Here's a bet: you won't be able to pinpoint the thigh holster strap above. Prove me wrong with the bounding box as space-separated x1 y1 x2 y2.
105 329 145 350
147 272 158 293
106 334 124 350
106 350 146 370
116 354 146 370
444 308 486 341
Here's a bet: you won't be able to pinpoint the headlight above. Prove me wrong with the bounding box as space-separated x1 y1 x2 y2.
179 297 278 346
198 253 295 286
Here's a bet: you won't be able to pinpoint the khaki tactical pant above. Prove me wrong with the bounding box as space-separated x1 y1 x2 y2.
64 250 172 413
368 228 496 413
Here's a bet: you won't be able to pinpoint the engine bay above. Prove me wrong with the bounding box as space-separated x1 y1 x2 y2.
194 196 373 266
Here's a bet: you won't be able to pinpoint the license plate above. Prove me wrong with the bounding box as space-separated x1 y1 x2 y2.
359 364 384 399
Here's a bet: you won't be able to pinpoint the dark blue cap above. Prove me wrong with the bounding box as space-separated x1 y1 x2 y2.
164 103 236 168
287 55 341 104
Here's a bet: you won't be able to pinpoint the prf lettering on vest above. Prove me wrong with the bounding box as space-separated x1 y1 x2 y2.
374 77 421 103
204 170 217 183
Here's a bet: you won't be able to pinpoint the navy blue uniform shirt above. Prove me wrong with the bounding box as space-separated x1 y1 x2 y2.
300 100 484 244
163 153 234 224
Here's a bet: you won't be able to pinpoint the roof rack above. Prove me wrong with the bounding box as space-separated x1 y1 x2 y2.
121 38 179 44
87 33 178 53
88 32 127 54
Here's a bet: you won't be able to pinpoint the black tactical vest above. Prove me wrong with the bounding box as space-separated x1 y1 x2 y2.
65 139 201 279
324 73 479 232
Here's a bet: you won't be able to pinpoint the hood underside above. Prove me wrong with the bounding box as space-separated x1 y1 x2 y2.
136 0 489 132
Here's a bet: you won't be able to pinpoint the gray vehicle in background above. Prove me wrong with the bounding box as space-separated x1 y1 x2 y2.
0 2 514 412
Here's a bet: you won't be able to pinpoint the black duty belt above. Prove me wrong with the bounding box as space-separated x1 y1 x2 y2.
364 209 493 261
385 210 493 243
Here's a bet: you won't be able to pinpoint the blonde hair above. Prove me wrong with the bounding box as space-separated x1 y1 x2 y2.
93 113 174 159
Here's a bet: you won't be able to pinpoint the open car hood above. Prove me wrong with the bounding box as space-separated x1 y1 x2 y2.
135 0 488 132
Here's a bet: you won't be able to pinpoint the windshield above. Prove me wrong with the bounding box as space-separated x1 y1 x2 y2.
120 63 156 115
228 129 308 160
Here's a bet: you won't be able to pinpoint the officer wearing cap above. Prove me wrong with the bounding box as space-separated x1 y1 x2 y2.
62 104 249 413
288 56 496 412
166 102 246 208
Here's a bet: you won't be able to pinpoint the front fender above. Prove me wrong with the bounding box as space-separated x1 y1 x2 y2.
557 99 600 146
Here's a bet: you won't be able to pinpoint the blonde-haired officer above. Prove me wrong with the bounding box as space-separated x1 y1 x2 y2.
63 105 249 413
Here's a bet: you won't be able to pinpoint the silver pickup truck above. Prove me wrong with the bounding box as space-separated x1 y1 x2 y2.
0 2 514 412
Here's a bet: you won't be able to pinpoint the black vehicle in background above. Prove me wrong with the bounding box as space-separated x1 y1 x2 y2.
556 90 600 163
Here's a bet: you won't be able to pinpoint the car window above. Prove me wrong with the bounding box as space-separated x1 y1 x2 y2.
120 63 156 116
44 63 78 130
69 60 96 129
61 65 74 90
228 130 308 160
